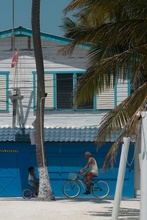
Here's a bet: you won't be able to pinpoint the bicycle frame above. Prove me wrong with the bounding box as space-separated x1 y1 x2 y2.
76 175 96 190
76 176 87 190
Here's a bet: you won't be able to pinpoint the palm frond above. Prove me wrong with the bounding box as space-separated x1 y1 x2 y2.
97 83 147 170
59 41 77 56
97 83 147 144
61 18 147 50
76 44 147 104
64 0 147 19
62 0 147 171
102 115 138 170
62 0 147 58
64 0 86 14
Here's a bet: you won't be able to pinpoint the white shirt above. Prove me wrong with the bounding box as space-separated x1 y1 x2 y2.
89 158 98 176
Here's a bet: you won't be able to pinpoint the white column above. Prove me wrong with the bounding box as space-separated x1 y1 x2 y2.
111 137 130 220
140 112 147 220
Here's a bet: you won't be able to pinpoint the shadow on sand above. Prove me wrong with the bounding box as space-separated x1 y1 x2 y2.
56 198 140 219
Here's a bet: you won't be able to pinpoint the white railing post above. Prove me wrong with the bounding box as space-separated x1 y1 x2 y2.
140 112 147 220
111 137 130 220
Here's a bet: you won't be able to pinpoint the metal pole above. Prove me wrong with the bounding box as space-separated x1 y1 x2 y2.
12 99 17 128
12 0 15 52
12 0 16 128
140 112 147 219
111 137 130 220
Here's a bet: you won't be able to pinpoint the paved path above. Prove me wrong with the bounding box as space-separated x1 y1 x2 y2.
0 197 140 220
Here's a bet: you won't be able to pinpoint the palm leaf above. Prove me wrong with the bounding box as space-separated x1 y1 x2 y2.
64 0 147 19
97 82 147 170
62 0 147 170
76 44 147 104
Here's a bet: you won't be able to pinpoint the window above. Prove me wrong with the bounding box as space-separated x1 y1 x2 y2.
55 73 93 110
33 71 116 111
56 74 73 109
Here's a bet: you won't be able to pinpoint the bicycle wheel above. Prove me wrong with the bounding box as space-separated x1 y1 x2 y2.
92 180 110 199
22 188 33 199
62 180 80 198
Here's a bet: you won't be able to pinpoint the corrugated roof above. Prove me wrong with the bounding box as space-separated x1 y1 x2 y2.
0 126 99 142
0 126 135 143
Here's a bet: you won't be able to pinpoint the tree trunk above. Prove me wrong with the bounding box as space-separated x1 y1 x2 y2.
31 0 55 201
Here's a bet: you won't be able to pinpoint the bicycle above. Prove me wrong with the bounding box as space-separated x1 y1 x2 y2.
22 186 38 199
62 172 110 199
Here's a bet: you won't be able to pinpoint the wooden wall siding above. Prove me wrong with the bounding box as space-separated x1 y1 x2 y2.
0 34 129 127
0 37 11 52
96 88 114 109
0 36 87 70
96 77 128 109
0 35 88 126
44 74 54 109
96 76 114 109
0 74 7 110
117 78 128 106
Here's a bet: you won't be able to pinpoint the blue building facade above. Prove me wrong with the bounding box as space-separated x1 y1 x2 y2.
0 128 134 198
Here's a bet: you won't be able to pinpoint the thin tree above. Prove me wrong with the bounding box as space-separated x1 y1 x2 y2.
61 0 147 169
32 0 55 201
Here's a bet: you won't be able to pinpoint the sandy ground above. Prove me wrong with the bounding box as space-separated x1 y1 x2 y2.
0 197 140 220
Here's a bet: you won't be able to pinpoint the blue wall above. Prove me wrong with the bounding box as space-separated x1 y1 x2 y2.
0 141 134 198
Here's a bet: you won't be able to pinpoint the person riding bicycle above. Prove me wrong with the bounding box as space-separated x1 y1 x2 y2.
79 151 98 194
28 166 39 197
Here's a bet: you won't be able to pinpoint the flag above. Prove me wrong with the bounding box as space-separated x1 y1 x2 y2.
11 52 18 68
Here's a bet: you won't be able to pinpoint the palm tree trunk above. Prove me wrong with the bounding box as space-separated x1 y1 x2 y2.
32 0 55 201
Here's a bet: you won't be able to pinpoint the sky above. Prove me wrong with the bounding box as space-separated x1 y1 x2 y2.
0 0 72 36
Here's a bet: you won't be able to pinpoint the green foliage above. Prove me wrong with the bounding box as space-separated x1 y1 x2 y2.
62 0 147 169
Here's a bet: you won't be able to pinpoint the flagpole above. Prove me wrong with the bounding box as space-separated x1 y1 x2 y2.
12 0 14 55
12 0 17 128
12 0 16 89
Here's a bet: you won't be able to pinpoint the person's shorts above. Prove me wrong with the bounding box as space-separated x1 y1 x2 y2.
86 172 96 178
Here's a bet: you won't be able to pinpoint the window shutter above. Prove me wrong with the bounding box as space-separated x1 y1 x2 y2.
0 74 7 111
117 78 128 105
56 74 73 109
96 76 114 109
34 73 54 110
77 74 93 109
45 74 54 109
